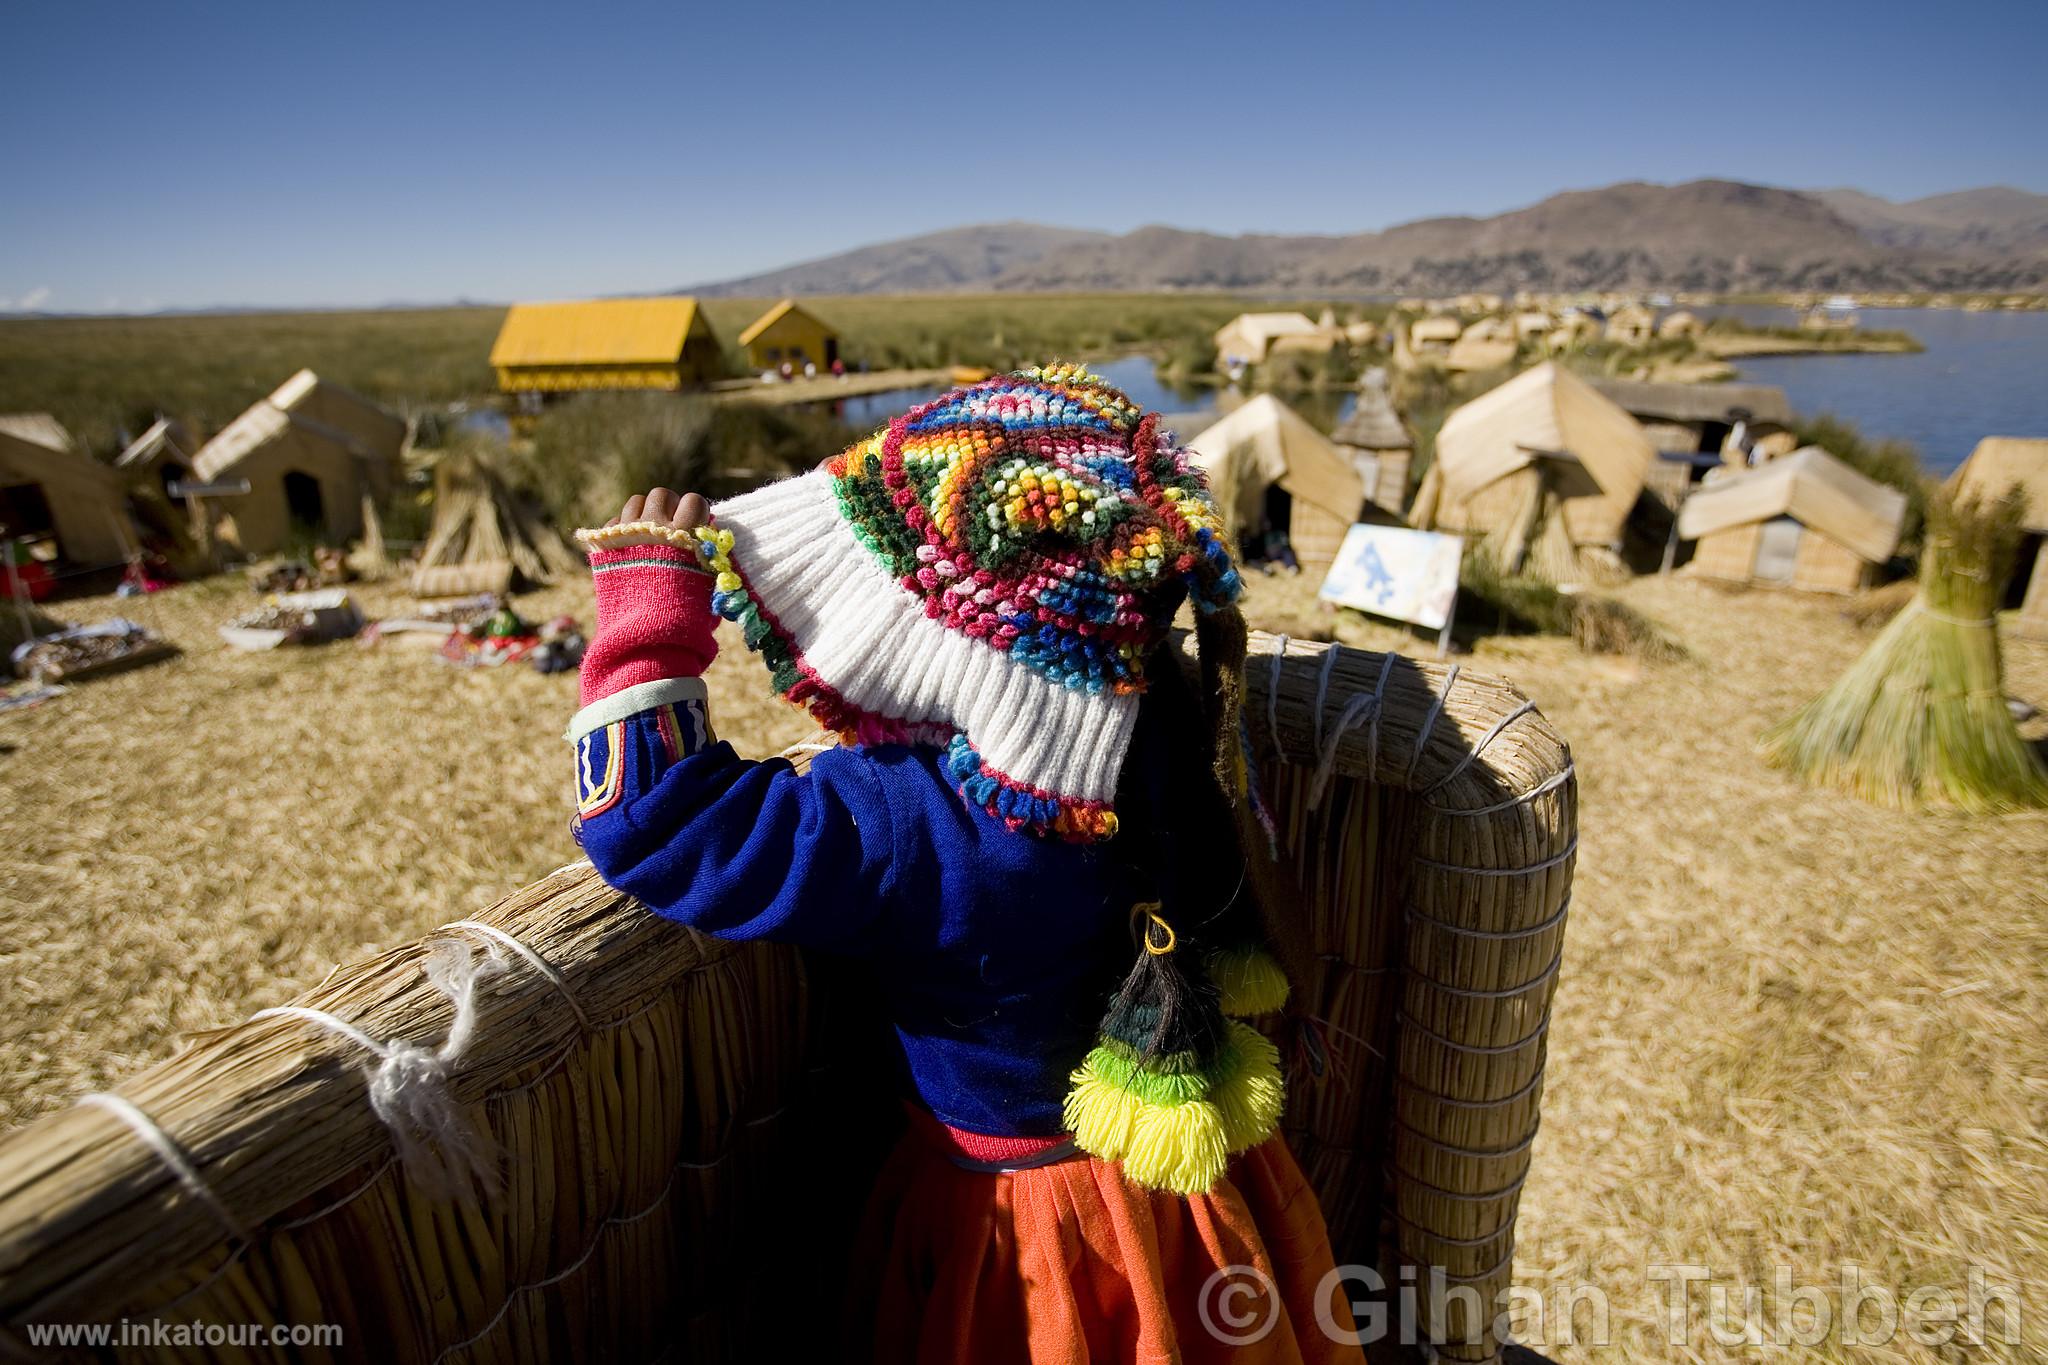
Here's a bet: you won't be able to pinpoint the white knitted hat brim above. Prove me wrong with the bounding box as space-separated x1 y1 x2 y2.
712 470 1139 805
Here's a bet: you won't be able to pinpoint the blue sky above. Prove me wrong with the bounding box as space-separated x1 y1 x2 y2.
3 0 2044 312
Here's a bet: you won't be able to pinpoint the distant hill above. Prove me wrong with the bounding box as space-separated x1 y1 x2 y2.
1812 186 2048 255
687 222 1113 297
688 180 2048 296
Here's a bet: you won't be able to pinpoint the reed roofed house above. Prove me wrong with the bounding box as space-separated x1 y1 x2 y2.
1677 447 1907 593
1446 316 1518 373
1212 312 1332 367
1950 436 2048 638
1409 361 1654 580
1657 309 1703 339
1330 371 1414 516
0 413 133 567
1407 315 1462 354
489 297 723 394
1185 394 1365 573
1605 303 1655 346
189 370 406 556
737 299 840 373
1589 377 1794 509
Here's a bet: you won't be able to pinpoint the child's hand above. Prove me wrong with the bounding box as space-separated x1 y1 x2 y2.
609 487 710 532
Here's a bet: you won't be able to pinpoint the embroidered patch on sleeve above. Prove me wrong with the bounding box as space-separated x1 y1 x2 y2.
576 722 626 818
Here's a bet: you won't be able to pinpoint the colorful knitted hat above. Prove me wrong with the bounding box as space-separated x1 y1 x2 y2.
689 363 1241 839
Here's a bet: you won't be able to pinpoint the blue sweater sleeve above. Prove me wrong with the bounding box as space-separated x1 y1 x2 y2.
573 706 899 952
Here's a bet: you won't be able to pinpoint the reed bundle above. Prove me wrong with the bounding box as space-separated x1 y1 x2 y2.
415 451 579 591
1761 487 2048 812
0 635 1576 1365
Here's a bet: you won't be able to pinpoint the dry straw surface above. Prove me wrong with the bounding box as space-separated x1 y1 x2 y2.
3 567 2045 1363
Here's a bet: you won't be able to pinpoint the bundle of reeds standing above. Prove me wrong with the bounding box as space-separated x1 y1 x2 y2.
1762 485 2048 812
345 493 390 580
415 449 579 591
0 642 1576 1365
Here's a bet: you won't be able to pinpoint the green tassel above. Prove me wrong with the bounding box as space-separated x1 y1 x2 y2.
1208 946 1291 1018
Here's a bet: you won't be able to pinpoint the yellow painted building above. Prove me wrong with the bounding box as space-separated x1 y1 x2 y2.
737 300 840 372
489 297 723 393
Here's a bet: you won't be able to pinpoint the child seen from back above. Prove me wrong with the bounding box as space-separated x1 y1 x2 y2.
569 366 1360 1363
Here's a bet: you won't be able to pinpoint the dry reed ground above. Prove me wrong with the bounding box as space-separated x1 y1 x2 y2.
2 569 2045 1361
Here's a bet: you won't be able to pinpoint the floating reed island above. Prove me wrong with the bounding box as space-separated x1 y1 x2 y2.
0 634 1574 1365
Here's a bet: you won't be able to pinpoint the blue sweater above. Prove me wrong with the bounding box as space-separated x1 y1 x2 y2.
574 703 1200 1137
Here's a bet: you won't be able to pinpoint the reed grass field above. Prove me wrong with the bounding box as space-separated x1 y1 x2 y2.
2 566 2043 1361
0 295 1299 452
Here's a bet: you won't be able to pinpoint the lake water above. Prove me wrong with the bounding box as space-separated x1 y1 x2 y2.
812 308 2048 476
821 353 1363 438
1703 306 2048 475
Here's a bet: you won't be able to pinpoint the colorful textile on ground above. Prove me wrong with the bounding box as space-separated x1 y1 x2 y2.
676 364 1243 841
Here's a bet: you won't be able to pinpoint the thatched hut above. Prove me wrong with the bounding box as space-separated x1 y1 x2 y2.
1446 318 1517 373
0 413 132 567
1588 379 1791 457
1330 373 1413 516
1544 311 1602 353
1411 362 1654 580
190 371 406 556
1678 447 1906 593
1950 436 2048 638
113 417 201 496
1212 312 1331 367
1407 316 1462 354
1657 309 1703 339
1186 394 1365 572
1606 304 1655 346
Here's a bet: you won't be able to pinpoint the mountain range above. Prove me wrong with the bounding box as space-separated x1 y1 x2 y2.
685 181 2048 297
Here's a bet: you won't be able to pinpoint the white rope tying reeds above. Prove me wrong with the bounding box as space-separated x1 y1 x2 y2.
446 919 591 1030
1425 763 1576 817
1406 893 1572 941
1310 643 1342 753
1308 652 1396 810
76 1094 252 1244
1397 1007 1552 1056
252 938 506 1196
1404 664 1462 787
1264 633 1291 760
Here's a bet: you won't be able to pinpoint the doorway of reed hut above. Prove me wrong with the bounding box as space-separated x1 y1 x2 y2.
283 469 326 535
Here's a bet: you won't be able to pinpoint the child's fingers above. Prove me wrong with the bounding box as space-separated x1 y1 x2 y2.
643 487 678 524
620 493 646 524
673 493 710 530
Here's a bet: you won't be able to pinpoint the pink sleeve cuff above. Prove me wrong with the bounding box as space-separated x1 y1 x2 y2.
579 543 720 706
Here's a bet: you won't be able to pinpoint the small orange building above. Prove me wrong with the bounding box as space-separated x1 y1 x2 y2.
737 300 840 372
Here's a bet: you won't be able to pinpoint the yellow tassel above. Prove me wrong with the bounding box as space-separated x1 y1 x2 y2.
1065 1049 1243 1195
1122 1099 1228 1195
1210 947 1291 1018
1064 1067 1143 1162
1210 1022 1286 1154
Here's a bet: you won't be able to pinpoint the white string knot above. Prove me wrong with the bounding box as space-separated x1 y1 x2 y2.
254 938 506 1198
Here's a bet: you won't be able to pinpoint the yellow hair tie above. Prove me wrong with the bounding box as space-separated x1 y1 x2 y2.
1134 903 1176 956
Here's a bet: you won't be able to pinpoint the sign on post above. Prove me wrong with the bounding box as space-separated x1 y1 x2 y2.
1317 524 1464 654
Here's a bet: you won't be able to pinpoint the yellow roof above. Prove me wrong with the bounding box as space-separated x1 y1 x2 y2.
736 298 833 347
489 297 704 369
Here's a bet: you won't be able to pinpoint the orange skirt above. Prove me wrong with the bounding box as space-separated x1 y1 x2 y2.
848 1117 1362 1365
